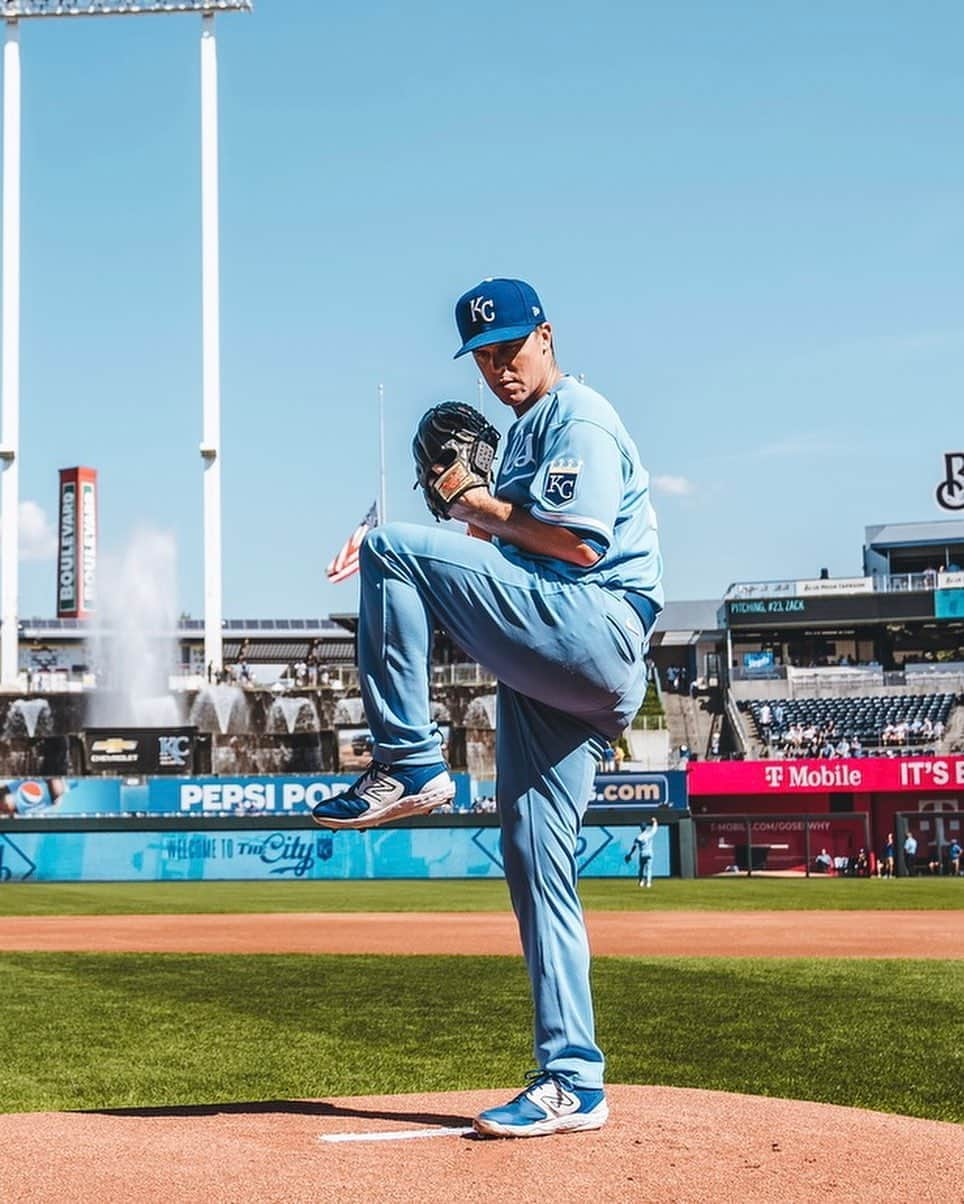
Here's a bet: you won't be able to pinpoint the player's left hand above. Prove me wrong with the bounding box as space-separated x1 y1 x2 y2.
413 402 500 522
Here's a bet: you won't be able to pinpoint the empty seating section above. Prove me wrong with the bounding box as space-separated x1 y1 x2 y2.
741 693 957 756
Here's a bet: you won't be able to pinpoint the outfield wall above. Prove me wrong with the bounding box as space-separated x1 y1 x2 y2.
0 816 673 883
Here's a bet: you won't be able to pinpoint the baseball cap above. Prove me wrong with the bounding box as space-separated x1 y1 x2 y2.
454 278 547 359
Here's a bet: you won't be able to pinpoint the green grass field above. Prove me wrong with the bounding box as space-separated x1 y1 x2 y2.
0 878 960 1123
0 875 961 915
0 953 960 1123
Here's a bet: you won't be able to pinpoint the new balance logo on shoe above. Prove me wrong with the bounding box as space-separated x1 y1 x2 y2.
527 1081 580 1118
357 772 404 805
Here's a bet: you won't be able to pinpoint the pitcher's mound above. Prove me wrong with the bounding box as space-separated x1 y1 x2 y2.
0 1085 958 1202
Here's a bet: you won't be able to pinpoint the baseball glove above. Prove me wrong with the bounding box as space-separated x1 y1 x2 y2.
413 402 500 521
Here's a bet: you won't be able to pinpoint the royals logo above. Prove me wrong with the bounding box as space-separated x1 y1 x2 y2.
469 295 495 324
543 459 582 506
936 452 964 511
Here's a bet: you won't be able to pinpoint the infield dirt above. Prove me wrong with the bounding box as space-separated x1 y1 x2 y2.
0 908 958 956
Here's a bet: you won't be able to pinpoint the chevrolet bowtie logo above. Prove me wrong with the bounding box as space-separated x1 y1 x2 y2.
91 738 137 754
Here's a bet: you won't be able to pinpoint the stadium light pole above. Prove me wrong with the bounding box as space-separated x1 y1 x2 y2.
0 18 21 687
0 0 251 686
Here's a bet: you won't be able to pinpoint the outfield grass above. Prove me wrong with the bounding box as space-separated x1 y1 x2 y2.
0 953 960 1122
0 876 960 916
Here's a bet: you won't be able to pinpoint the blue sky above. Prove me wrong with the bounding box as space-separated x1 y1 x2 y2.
4 0 963 618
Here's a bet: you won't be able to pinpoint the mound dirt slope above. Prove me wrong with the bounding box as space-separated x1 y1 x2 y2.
0 1085 959 1203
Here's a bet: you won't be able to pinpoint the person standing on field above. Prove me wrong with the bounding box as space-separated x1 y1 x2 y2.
625 816 659 887
903 829 918 877
312 277 663 1138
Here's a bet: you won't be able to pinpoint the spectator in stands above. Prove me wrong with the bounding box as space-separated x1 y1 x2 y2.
599 745 617 773
772 702 785 731
948 838 962 877
759 702 772 740
851 736 863 758
880 833 896 878
814 848 833 873
934 718 945 742
903 829 918 876
922 717 934 740
836 737 851 758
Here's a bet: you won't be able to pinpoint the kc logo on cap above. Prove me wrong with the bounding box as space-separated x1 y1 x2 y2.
469 295 496 324
454 278 547 359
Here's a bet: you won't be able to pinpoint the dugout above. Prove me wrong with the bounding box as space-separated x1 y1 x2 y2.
692 811 871 877
894 810 964 877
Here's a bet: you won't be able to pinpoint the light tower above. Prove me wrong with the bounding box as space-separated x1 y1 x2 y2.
0 0 252 686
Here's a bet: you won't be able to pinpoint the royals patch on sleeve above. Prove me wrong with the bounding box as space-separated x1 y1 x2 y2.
542 458 582 507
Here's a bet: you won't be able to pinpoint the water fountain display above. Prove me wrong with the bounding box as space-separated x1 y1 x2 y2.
189 684 250 734
86 529 181 728
3 699 54 739
266 697 320 735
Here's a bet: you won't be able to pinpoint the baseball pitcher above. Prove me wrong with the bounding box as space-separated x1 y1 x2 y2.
313 277 663 1137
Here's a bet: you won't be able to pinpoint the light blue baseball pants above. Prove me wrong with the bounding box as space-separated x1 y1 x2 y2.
357 522 650 1087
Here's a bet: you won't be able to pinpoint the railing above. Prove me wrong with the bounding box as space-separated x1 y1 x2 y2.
631 714 667 731
724 569 951 602
431 664 497 687
725 691 749 757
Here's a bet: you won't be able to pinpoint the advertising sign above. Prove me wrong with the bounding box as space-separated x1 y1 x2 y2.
935 452 964 511
84 728 197 776
590 772 687 809
0 823 662 882
935 589 964 620
742 651 774 671
726 591 934 628
795 577 873 596
0 777 122 816
57 466 97 619
689 756 964 796
152 773 473 814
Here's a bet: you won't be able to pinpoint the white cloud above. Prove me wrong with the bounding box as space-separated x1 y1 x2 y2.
652 474 694 497
18 500 58 561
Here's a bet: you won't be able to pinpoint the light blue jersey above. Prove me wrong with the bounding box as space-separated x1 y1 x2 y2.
494 375 664 607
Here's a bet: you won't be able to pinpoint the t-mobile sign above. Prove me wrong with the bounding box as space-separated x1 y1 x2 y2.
57 466 97 619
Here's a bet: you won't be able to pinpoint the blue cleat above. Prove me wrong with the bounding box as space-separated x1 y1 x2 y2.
473 1071 608 1139
311 760 455 830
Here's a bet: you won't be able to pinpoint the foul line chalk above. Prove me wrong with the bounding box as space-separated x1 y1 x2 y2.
319 1125 474 1144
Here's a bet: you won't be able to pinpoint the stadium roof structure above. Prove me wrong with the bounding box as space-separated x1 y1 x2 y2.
653 599 723 634
0 1 251 16
649 599 723 647
865 519 964 548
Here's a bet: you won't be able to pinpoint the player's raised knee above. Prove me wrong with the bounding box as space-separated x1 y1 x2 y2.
361 521 432 565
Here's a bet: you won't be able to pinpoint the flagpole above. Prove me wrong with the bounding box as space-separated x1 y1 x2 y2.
377 382 387 522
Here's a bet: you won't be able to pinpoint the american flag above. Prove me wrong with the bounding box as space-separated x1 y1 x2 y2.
326 501 379 584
